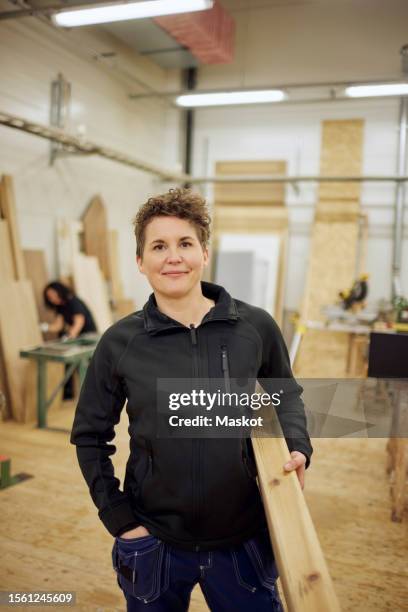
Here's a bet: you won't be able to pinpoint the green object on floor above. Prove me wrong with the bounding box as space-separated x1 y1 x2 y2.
0 455 33 489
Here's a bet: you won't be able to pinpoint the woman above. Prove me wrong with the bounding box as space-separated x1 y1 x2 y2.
70 188 313 611
43 281 97 399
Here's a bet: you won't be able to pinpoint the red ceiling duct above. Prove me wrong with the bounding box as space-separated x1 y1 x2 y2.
153 0 235 65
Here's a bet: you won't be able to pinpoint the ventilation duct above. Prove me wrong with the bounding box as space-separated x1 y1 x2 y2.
153 0 234 64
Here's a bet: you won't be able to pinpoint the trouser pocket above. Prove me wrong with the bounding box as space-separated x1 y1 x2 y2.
231 527 280 594
112 535 170 604
244 527 280 590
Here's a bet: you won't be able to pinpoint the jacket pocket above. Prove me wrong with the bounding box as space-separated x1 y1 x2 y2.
112 536 170 603
132 441 154 505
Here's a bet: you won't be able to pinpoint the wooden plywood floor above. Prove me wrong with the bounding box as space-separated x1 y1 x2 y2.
0 403 407 611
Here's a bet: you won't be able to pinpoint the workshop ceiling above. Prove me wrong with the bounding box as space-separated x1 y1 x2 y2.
103 20 198 69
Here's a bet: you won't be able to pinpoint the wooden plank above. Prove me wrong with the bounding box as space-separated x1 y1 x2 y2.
215 160 287 206
0 175 26 280
0 281 41 422
72 253 113 333
253 432 341 612
109 229 124 300
82 195 112 281
0 219 14 281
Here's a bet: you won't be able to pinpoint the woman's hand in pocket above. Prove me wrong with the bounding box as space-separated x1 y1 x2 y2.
120 525 150 539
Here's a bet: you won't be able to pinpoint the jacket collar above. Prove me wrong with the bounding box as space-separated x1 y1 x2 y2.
143 281 239 335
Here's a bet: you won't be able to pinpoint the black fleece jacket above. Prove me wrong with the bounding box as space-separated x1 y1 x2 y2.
70 281 313 551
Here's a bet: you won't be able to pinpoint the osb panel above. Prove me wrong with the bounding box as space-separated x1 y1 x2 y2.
215 160 286 205
295 119 365 378
299 221 359 322
318 119 364 202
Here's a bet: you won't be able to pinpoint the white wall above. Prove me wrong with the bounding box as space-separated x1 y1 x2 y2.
192 98 407 310
0 16 183 309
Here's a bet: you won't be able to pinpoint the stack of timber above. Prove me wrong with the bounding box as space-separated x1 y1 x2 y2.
294 119 366 378
0 175 62 423
213 160 288 326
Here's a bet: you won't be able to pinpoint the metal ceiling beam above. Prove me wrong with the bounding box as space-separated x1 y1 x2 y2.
0 111 190 182
189 175 408 184
1 110 407 185
128 77 406 100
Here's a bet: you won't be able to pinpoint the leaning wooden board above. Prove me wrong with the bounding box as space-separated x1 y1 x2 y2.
109 229 125 301
23 250 64 419
81 195 112 281
0 280 65 423
0 219 14 282
0 281 40 422
294 119 365 378
72 253 113 333
23 249 53 324
0 175 26 280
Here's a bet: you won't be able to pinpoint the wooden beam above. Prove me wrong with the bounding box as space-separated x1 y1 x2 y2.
253 434 341 611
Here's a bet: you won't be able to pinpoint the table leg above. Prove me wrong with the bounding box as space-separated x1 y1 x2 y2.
37 358 47 429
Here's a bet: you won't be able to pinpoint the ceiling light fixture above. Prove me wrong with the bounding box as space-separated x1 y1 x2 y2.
176 89 286 107
53 0 213 28
345 83 408 98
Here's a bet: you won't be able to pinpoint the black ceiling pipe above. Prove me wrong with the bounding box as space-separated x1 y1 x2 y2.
183 67 197 188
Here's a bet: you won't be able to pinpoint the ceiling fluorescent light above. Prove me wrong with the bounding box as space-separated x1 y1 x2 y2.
53 0 213 27
176 90 286 107
345 83 408 98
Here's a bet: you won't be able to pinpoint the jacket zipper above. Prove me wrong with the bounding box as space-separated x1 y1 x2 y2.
190 324 201 550
221 345 231 393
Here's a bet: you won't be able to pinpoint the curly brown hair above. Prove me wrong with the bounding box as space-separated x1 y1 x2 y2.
133 188 211 258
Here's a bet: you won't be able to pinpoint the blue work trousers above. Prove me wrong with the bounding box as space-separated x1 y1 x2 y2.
112 526 284 611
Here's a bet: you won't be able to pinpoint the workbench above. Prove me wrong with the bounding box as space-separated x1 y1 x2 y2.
20 334 99 430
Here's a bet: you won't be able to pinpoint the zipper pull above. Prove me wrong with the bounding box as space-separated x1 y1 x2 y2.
221 345 231 393
190 323 197 346
221 345 228 372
